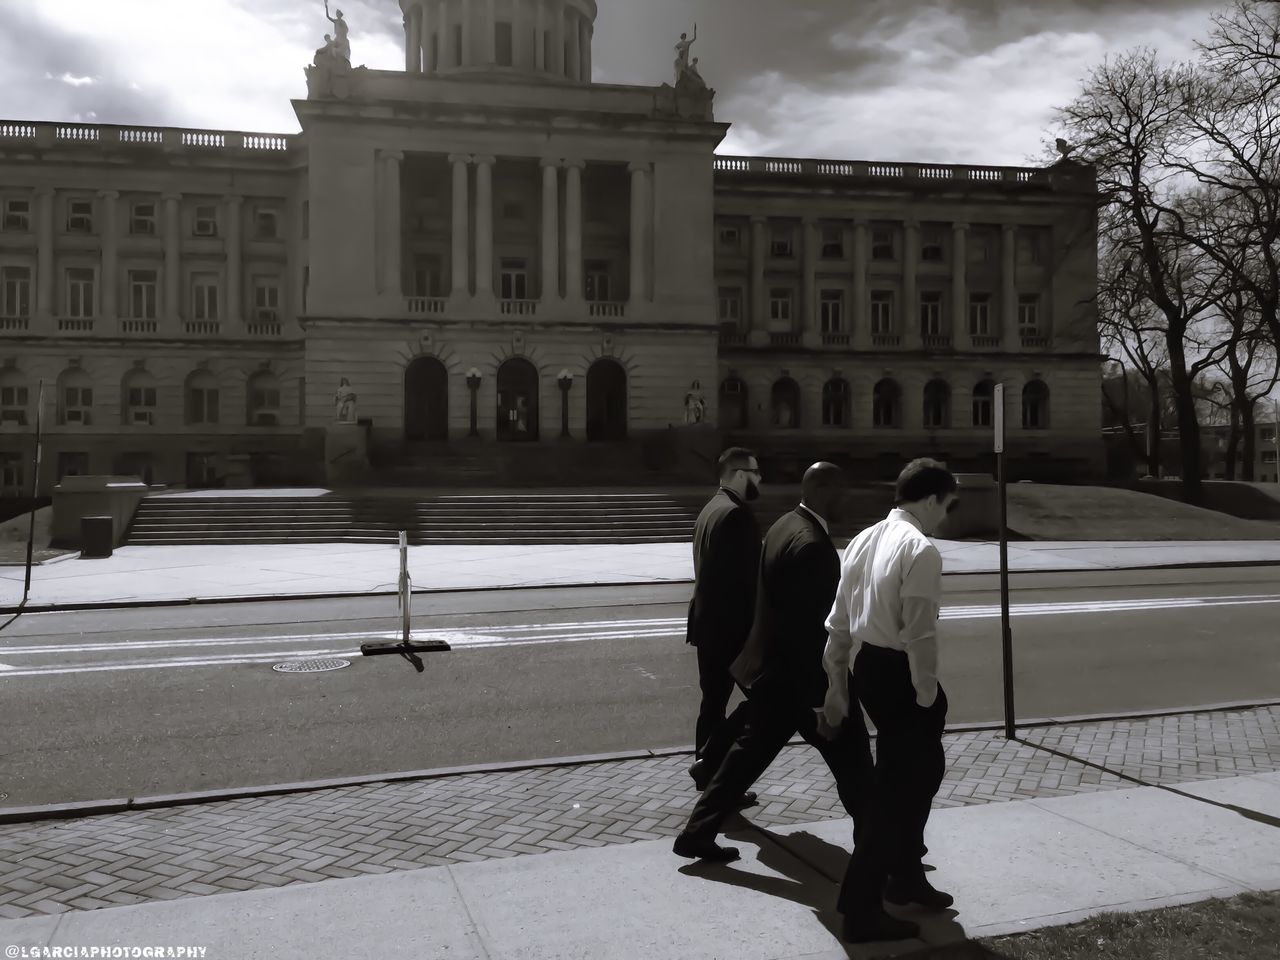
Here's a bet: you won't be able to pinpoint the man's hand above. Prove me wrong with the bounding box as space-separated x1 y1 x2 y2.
814 707 840 740
915 684 938 709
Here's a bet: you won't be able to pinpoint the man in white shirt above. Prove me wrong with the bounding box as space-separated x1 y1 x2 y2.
820 458 958 944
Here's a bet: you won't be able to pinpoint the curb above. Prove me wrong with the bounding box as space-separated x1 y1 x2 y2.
2 698 1277 827
6 558 1280 613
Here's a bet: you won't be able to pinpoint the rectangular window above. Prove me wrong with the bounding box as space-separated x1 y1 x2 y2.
920 227 945 262
820 225 844 259
968 233 991 263
66 267 95 318
127 386 157 425
769 287 793 323
584 260 611 301
0 452 23 492
194 205 218 237
253 277 281 321
968 293 991 336
769 227 794 258
1261 427 1276 442
717 225 741 252
919 291 943 335
413 256 442 298
1263 450 1278 464
495 21 514 66
1017 229 1045 266
1 265 32 317
188 387 219 425
192 274 220 321
500 258 528 300
0 385 29 426
871 226 895 261
819 289 844 333
870 291 895 334
456 25 464 66
129 269 158 320
1018 293 1040 335
66 198 94 234
718 286 742 324
252 208 280 240
62 388 92 425
130 201 157 235
3 198 30 232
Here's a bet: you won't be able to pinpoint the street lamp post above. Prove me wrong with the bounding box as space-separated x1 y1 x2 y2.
557 369 574 438
465 367 482 437
1273 398 1279 485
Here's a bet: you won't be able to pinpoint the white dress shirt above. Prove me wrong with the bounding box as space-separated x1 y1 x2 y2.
821 508 944 719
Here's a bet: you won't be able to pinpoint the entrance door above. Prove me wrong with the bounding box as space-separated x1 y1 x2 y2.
496 357 538 441
404 356 449 441
586 359 627 441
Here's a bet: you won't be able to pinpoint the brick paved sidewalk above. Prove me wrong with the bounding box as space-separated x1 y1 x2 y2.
1 705 1277 920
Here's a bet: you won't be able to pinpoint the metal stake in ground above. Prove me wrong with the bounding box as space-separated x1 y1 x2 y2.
995 382 1016 739
360 530 451 670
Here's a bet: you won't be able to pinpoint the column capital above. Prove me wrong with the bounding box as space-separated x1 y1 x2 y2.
34 186 55 198
473 154 496 167
853 216 870 228
1002 222 1018 234
160 192 183 203
539 156 560 168
801 214 819 226
952 221 969 232
447 153 471 165
561 158 586 170
224 195 244 207
626 160 651 174
749 214 769 226
382 149 406 162
903 218 920 231
98 189 120 200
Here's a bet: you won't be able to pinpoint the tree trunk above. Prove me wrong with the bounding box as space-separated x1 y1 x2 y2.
1145 385 1162 477
1166 347 1204 504
1224 403 1241 481
1241 402 1257 482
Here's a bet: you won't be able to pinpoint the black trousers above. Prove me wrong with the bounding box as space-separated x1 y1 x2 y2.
839 643 948 916
694 642 740 762
684 684 873 841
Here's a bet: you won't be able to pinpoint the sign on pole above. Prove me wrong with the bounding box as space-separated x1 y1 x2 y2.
993 383 1005 454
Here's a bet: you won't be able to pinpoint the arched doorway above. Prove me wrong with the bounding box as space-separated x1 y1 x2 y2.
586 359 627 441
404 356 449 441
497 357 539 441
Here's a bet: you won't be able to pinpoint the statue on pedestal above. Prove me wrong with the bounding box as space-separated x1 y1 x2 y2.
684 379 706 425
307 0 360 98
325 1 351 64
654 25 714 119
334 377 357 424
673 25 697 84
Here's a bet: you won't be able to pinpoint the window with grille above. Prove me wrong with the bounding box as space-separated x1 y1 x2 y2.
0 452 22 492
254 278 281 321
819 290 844 333
248 380 281 426
1 266 31 317
2 198 30 232
769 227 794 258
1022 381 1049 429
125 382 157 426
129 270 158 320
0 384 28 426
194 205 218 237
252 208 280 240
769 288 793 323
1018 294 1040 335
192 275 220 321
1016 229 1045 266
585 261 611 301
873 380 900 428
919 291 943 336
187 375 220 425
66 198 94 234
920 228 944 262
870 291 895 334
66 267 95 318
413 257 443 297
968 294 991 336
871 227 895 260
972 381 995 427
130 201 157 235
500 258 528 300
967 233 991 263
717 226 741 252
822 379 849 427
62 386 93 425
821 225 844 259
717 287 742 324
923 380 950 429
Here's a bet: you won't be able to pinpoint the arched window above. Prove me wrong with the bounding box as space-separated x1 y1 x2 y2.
972 379 995 428
0 368 30 426
822 377 850 428
1022 379 1050 429
121 369 158 426
771 377 800 429
185 369 220 425
247 370 281 426
719 377 748 431
872 378 901 429
923 379 950 430
56 366 93 426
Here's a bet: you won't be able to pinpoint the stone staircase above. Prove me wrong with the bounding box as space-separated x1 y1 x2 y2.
125 491 701 546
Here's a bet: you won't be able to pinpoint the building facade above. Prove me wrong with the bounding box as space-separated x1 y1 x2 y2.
0 0 1102 495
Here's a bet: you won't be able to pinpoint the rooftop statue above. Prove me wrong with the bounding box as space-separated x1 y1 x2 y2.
1055 137 1077 160
673 24 697 84
307 0 363 98
325 1 352 65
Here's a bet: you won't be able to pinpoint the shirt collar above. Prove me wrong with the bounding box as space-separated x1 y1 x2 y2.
718 486 745 507
889 507 923 532
798 503 830 535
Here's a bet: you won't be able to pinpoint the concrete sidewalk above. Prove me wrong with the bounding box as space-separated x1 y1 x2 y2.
2 773 1278 958
5 538 1280 608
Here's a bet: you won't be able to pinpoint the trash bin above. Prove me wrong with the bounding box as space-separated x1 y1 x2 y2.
80 515 114 559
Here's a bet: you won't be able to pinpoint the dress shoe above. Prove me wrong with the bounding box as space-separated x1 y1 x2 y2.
672 832 740 863
884 875 954 911
736 791 758 809
689 758 711 791
841 911 920 943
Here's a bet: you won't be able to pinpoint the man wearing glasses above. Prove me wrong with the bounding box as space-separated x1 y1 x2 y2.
821 458 959 944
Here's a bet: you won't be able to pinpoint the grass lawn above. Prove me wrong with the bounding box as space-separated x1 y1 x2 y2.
915 891 1280 959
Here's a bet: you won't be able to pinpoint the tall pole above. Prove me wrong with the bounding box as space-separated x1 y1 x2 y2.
995 382 1015 739
1273 398 1279 485
22 380 45 605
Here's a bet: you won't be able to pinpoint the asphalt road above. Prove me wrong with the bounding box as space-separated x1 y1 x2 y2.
1 568 1278 807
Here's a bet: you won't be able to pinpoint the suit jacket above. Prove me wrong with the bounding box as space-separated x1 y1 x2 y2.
685 488 762 659
731 507 840 708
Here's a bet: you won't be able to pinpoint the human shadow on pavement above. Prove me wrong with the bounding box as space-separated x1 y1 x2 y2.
1019 738 1280 829
678 822 973 958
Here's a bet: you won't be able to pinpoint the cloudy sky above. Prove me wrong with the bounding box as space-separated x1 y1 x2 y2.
0 0 1225 166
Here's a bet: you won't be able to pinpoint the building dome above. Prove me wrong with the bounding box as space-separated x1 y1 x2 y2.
399 0 597 82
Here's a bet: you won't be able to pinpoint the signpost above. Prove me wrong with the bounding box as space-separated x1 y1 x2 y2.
22 380 45 607
360 530 451 671
995 383 1016 740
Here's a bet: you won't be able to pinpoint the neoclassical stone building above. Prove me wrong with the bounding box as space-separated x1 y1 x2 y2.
0 0 1102 495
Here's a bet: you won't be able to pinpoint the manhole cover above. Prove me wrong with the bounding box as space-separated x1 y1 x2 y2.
272 658 351 674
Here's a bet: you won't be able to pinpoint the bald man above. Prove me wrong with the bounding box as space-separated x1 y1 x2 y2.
673 463 874 862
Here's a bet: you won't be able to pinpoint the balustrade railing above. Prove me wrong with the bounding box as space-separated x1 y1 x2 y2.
1021 334 1051 348
718 330 748 347
406 297 447 316
712 155 1052 185
184 319 221 336
247 321 283 337
871 333 902 348
822 332 851 346
922 334 953 349
588 301 626 318
0 119 299 156
500 299 539 316
971 335 1001 349
57 318 94 333
120 318 158 335
0 316 30 332
769 331 801 347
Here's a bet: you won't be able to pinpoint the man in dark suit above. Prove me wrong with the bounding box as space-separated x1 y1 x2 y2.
673 462 873 862
685 447 763 791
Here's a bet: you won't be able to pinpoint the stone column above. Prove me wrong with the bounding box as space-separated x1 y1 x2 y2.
535 0 546 71
35 188 53 320
1002 224 1018 351
749 215 767 346
801 216 819 346
225 196 243 326
485 0 496 63
461 0 473 65
380 151 404 301
437 0 449 69
903 219 920 349
163 193 182 321
449 154 470 297
852 217 869 350
563 159 584 302
552 0 565 76
566 10 581 80
540 158 559 301
952 222 968 350
582 20 592 81
290 188 307 321
474 154 495 300
628 161 649 306
99 191 119 321
405 3 423 71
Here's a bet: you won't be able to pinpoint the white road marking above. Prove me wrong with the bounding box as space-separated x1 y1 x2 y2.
0 594 1277 679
